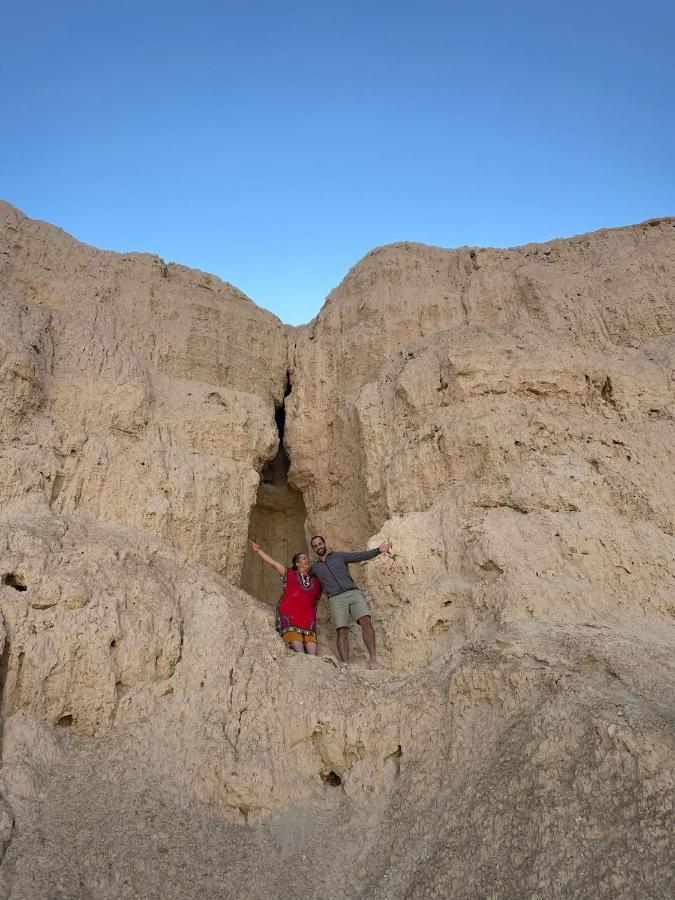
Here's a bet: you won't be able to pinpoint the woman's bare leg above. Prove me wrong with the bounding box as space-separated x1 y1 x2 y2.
305 641 318 656
289 640 304 653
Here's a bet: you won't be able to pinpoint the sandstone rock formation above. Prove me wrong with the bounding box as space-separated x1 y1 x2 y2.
0 201 673 898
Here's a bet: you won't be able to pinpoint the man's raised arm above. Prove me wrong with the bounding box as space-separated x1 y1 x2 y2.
342 540 392 563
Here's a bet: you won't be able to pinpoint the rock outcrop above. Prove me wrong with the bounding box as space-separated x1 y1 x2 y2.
0 202 673 898
288 226 675 669
0 201 287 581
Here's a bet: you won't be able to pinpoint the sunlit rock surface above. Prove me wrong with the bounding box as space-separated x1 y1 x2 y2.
0 201 673 898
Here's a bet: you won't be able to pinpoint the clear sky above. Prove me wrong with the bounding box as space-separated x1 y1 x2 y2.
2 1 674 324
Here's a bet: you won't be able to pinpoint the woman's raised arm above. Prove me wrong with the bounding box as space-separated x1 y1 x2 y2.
250 541 285 576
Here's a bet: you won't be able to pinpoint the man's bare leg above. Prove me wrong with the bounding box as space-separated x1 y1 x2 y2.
336 627 350 664
358 616 380 669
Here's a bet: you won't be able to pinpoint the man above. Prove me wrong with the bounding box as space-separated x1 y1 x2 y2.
309 535 391 669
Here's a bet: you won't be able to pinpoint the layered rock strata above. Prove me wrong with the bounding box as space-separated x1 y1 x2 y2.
288 224 675 668
0 201 287 580
0 202 673 898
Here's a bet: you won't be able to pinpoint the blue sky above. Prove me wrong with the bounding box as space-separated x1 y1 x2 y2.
2 1 674 324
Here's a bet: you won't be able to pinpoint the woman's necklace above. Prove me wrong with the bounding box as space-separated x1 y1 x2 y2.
298 571 312 590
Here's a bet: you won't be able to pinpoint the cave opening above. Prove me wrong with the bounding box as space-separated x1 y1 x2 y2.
241 371 309 606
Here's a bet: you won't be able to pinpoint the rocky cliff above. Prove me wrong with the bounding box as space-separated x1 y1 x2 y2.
0 202 673 898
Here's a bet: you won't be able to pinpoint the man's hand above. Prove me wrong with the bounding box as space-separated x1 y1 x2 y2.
250 541 260 554
378 540 392 554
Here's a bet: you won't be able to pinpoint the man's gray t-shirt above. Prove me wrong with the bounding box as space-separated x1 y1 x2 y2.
310 548 380 597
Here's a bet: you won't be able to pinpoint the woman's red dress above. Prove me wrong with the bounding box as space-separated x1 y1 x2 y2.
276 568 322 638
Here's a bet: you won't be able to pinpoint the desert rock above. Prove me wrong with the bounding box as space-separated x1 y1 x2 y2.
0 202 673 898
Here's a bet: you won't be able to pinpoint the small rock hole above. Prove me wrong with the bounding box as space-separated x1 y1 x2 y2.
3 574 27 591
56 714 74 728
321 770 342 786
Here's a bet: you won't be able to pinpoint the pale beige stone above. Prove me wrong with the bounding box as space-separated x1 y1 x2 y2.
0 202 287 580
0 202 673 898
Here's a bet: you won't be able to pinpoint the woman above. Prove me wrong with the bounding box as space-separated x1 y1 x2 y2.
250 541 322 654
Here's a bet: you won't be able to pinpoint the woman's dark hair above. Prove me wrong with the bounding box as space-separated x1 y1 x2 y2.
291 552 308 570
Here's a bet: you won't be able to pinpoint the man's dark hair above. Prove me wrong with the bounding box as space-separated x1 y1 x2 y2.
291 552 306 570
310 535 325 546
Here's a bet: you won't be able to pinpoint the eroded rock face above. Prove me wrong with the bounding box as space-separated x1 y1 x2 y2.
0 203 673 898
288 224 675 668
0 201 287 580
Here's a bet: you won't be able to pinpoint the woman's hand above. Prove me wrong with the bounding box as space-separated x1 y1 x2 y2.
378 540 392 553
250 542 285 576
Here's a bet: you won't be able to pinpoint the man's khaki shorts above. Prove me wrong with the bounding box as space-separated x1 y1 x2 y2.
328 589 371 630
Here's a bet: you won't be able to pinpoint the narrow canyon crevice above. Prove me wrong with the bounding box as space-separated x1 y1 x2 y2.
240 372 308 605
0 636 11 751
